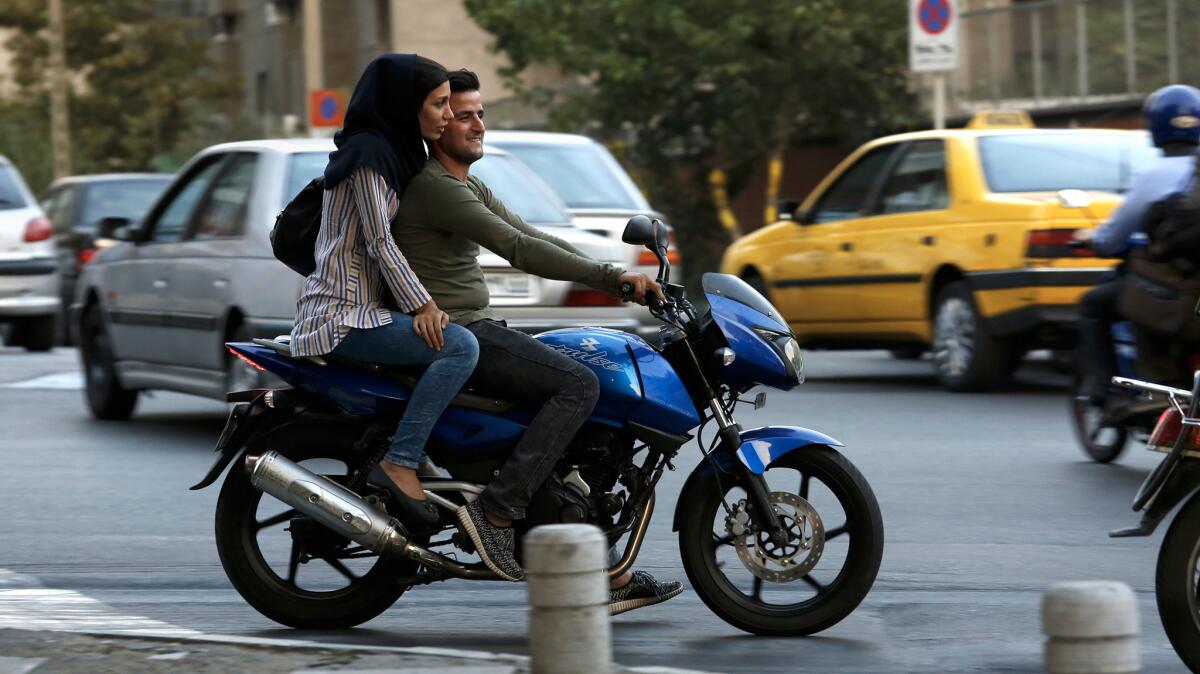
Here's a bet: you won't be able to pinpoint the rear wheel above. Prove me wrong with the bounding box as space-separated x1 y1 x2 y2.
931 282 1013 392
677 447 884 636
1155 491 1200 672
80 307 137 420
215 421 415 629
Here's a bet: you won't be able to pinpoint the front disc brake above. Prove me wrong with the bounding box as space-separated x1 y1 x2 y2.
732 491 825 582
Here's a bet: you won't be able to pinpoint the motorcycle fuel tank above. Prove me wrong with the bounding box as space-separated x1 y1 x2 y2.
536 328 700 435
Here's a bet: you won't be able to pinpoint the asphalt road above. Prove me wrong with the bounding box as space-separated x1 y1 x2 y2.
0 345 1189 673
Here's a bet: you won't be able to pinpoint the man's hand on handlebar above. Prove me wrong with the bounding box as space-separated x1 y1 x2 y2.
617 272 666 306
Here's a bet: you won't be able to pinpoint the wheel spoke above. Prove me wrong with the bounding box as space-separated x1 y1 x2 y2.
322 556 359 583
255 509 298 531
751 575 763 601
802 574 828 594
286 541 302 586
825 523 850 540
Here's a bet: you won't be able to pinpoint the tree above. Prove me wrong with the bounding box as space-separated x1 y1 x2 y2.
465 0 918 285
0 0 239 191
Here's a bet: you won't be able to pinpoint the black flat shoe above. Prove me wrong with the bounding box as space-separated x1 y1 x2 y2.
367 465 440 525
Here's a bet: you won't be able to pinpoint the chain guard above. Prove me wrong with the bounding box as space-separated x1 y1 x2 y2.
732 491 825 582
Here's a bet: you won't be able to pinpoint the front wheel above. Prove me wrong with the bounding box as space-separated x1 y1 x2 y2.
1155 490 1200 672
677 447 883 636
1069 372 1127 463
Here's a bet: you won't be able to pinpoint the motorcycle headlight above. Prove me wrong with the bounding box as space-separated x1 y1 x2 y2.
752 327 805 384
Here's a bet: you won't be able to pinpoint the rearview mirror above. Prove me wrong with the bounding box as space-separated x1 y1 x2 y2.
776 199 800 221
622 215 655 247
96 216 132 240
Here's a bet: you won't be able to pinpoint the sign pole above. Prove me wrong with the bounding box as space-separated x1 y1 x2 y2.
933 73 946 130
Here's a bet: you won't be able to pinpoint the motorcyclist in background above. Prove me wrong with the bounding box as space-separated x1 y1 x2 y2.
1073 84 1200 409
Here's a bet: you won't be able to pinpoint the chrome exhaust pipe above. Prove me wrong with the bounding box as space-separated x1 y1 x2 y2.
248 450 410 555
246 451 501 580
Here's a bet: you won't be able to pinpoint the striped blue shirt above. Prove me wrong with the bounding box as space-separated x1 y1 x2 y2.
290 168 431 357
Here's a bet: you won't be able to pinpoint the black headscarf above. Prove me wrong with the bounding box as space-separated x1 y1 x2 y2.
323 54 448 196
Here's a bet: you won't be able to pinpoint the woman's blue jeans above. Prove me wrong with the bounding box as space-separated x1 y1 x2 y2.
332 312 479 468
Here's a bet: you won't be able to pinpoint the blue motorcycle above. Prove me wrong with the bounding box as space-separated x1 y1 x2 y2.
191 216 884 636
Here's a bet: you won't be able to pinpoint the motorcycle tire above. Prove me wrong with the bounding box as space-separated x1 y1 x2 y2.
677 446 883 636
1069 372 1128 463
215 420 416 629
1155 490 1200 673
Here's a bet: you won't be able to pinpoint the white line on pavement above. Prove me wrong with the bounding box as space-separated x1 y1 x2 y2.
1 372 83 390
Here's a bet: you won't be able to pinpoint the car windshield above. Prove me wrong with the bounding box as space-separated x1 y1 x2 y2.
285 152 328 207
0 165 29 210
471 154 572 224
80 178 171 230
491 141 642 210
978 133 1162 193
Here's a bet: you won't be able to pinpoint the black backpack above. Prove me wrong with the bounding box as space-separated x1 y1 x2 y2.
271 176 324 276
1145 154 1200 277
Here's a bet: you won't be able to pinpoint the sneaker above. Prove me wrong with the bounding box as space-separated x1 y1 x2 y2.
455 500 523 582
609 570 684 616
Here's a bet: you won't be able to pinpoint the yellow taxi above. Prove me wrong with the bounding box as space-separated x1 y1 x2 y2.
720 112 1162 391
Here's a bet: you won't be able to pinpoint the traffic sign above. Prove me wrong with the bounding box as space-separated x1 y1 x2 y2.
309 89 345 128
910 0 958 73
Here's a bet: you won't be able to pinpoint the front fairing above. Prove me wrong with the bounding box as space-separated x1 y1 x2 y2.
703 273 801 391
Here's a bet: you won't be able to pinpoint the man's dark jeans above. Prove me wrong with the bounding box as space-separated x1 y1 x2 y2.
1078 280 1121 401
466 319 599 520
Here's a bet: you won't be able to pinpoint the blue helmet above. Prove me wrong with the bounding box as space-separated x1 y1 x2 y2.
1144 84 1200 147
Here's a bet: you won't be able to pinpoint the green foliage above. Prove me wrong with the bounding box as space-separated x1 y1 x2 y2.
0 0 239 192
465 0 918 283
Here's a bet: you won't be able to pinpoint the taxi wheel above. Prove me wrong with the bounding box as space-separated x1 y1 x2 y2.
931 282 1013 392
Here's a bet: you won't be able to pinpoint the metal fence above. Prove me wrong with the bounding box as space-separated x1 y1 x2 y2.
952 0 1200 114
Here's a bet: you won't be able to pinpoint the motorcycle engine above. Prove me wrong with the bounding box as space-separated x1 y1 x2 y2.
524 425 632 529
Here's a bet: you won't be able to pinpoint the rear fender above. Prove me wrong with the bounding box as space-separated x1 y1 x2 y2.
1111 459 1200 538
671 425 843 532
189 389 287 490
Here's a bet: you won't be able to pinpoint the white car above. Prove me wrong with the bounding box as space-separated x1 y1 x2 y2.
486 131 680 283
73 139 638 419
0 155 59 351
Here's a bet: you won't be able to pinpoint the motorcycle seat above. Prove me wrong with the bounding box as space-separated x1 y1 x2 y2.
252 337 519 414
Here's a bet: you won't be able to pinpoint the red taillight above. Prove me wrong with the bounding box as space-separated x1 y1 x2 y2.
564 289 622 307
1148 408 1200 452
23 216 52 242
1026 229 1092 258
75 247 97 270
637 248 682 266
226 346 265 372
1189 351 1200 373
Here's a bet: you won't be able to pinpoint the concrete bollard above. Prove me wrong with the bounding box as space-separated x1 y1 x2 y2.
1042 581 1140 674
524 524 612 674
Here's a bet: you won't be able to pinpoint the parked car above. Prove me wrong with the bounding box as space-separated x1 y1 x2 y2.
40 173 172 344
72 139 630 419
720 116 1159 391
486 130 680 293
0 155 59 351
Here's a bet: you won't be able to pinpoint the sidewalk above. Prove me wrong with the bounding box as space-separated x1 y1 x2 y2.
0 628 716 674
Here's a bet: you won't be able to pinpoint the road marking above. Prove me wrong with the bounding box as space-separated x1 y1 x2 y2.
0 658 45 674
0 569 718 673
2 372 83 390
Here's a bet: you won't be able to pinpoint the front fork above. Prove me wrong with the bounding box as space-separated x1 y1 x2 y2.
709 397 790 547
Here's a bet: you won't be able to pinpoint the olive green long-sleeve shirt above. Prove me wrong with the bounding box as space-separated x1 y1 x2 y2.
391 157 624 326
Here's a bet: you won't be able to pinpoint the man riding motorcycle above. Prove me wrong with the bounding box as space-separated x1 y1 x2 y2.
391 69 683 613
1074 84 1200 408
